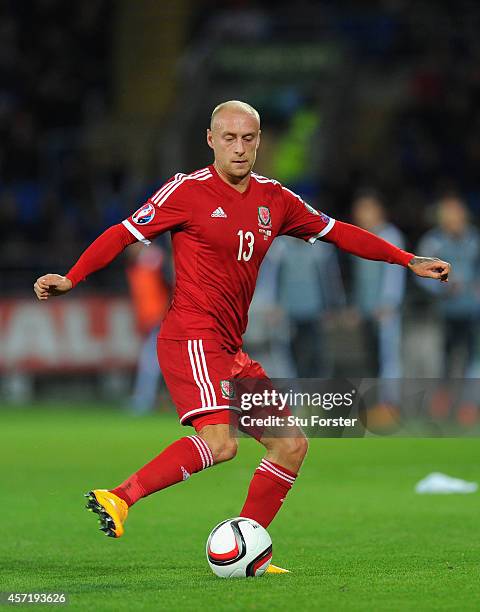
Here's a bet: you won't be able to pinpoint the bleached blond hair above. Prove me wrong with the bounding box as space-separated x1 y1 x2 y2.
210 100 260 129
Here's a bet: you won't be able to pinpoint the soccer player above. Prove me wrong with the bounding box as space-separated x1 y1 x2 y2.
34 101 450 573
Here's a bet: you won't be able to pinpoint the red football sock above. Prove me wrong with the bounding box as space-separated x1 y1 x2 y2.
110 436 214 506
240 459 297 528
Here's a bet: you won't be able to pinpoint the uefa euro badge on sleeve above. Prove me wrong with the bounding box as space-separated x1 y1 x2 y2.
132 202 156 225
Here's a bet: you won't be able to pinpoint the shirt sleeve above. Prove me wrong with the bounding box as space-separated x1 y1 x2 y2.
324 221 414 266
122 174 191 244
377 226 407 308
65 224 135 287
278 186 335 243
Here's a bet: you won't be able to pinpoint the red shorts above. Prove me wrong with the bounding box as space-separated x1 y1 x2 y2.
157 338 267 429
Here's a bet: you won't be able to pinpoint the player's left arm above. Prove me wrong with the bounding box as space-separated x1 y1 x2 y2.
323 221 451 282
278 187 450 283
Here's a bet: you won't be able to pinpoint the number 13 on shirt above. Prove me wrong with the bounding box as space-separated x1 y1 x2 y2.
237 230 255 261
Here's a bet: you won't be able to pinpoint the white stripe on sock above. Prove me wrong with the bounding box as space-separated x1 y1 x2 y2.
262 459 296 482
260 460 296 484
195 436 214 467
187 435 207 469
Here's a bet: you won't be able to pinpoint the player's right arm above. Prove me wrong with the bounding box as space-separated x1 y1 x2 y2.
34 175 190 301
33 224 136 300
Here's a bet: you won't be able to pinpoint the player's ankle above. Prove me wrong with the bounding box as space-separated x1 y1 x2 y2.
110 487 134 507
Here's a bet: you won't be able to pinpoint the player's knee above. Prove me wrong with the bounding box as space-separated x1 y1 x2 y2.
198 425 238 464
213 437 238 463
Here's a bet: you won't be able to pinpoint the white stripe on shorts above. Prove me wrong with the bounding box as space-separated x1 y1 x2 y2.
187 340 207 408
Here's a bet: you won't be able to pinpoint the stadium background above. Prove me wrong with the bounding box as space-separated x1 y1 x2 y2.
1 2 479 610
2 0 480 402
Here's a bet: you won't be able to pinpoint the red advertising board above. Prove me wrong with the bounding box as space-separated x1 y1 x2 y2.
0 298 140 371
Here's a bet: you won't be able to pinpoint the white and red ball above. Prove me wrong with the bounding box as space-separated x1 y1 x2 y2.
206 517 272 578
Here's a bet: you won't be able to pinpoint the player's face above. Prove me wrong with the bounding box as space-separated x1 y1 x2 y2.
207 111 261 182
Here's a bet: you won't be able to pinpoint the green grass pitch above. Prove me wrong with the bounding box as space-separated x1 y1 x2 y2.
1 405 478 611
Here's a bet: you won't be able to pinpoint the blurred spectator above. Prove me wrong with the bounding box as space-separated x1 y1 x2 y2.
5 1 480 296
276 236 345 377
416 195 480 378
243 239 294 378
126 242 171 414
350 189 407 380
271 103 322 195
0 0 112 277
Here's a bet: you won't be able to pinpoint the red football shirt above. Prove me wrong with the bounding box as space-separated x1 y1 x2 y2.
122 165 335 352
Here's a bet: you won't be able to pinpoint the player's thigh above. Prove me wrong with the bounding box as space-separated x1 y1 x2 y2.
233 348 268 379
235 349 300 443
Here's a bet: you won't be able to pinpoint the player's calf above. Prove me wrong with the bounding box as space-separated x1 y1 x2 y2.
261 433 308 473
102 435 216 512
239 429 307 531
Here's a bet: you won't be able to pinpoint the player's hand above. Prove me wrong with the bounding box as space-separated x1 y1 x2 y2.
34 274 73 300
407 256 451 282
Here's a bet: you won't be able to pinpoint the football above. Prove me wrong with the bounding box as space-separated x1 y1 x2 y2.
206 517 272 578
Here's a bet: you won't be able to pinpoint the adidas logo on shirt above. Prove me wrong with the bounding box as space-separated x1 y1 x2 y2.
211 207 227 218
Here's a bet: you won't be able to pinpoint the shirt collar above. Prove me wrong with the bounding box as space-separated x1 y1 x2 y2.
209 164 253 199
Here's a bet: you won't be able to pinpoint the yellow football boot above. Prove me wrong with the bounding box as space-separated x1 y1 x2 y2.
265 564 290 574
84 489 128 538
